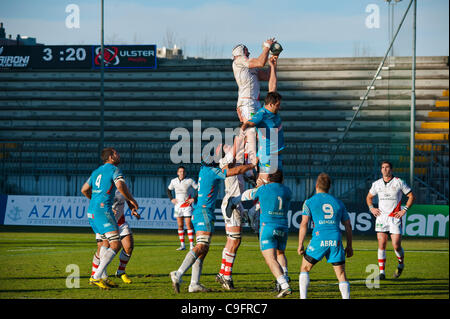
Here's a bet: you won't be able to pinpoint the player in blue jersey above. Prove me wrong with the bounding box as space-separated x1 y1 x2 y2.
297 173 353 299
81 148 139 289
231 169 293 298
170 150 256 293
240 89 284 186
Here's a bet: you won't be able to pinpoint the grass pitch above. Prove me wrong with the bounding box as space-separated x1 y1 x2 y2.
0 226 448 300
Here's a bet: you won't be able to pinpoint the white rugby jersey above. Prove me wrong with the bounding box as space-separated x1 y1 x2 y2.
220 155 244 197
233 56 260 103
112 190 126 226
168 177 198 207
369 176 412 216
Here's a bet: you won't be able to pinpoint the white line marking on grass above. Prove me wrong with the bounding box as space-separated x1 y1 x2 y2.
7 247 56 252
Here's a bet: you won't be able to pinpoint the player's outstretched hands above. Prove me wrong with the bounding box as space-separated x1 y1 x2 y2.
263 37 276 48
171 199 178 205
268 55 278 67
370 207 381 217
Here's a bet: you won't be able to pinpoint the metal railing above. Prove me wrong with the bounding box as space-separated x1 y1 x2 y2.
1 141 447 204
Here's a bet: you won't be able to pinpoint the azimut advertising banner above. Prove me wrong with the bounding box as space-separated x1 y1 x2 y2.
0 195 448 238
1 195 177 229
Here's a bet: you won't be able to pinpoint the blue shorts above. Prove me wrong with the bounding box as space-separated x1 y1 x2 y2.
192 207 215 233
88 209 119 235
259 222 288 251
305 236 345 264
258 152 283 174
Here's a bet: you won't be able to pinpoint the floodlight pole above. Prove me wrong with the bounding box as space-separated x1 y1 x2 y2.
410 0 417 187
100 0 105 156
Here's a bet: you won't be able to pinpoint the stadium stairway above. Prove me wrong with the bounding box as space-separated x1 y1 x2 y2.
0 56 448 203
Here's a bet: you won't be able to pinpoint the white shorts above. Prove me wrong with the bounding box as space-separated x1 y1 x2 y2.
221 195 244 227
96 221 132 240
237 99 261 121
174 203 193 218
375 214 402 235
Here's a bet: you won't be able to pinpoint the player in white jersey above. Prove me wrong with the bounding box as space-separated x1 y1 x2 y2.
232 38 276 171
91 189 141 285
366 161 415 280
215 143 247 290
167 166 198 250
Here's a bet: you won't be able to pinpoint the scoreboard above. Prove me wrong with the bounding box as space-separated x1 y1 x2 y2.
0 45 157 70
32 46 92 69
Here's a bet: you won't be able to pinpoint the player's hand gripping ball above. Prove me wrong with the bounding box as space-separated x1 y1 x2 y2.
270 42 283 56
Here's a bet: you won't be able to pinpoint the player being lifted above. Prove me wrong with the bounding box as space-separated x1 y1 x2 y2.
232 38 277 177
215 143 247 290
228 169 293 298
91 188 141 285
240 54 283 186
298 173 353 299
167 166 198 251
81 148 139 289
366 161 415 280
169 148 256 293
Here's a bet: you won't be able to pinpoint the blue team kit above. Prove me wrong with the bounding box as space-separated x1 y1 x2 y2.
86 163 124 235
302 193 350 264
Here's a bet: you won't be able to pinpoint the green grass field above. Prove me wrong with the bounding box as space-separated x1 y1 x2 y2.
0 226 448 299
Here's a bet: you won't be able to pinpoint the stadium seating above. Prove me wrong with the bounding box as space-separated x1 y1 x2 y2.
0 56 448 204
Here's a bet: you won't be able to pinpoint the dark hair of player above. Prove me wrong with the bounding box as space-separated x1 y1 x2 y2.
177 166 185 171
101 147 116 163
381 161 393 169
269 169 284 183
316 172 331 192
265 91 282 105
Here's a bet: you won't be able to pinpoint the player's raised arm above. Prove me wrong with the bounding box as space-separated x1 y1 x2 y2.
268 55 278 92
248 38 275 69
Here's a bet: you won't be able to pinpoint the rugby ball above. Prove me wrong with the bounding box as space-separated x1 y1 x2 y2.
270 42 283 56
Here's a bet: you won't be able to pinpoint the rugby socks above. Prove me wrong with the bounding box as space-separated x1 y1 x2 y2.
117 250 131 275
219 248 227 276
299 272 310 299
378 249 386 274
395 247 405 269
276 275 289 290
176 250 198 279
99 245 109 279
282 266 289 278
190 257 203 285
224 251 236 280
91 252 100 277
93 247 117 280
187 229 194 248
339 281 350 299
178 229 185 248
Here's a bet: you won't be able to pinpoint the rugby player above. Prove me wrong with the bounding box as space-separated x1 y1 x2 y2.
215 143 247 290
169 151 255 293
298 173 353 299
81 148 139 289
167 166 198 251
232 38 276 172
91 189 140 286
229 169 293 298
366 161 415 280
240 55 283 186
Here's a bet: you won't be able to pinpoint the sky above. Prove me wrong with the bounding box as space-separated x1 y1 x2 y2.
1 0 448 58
